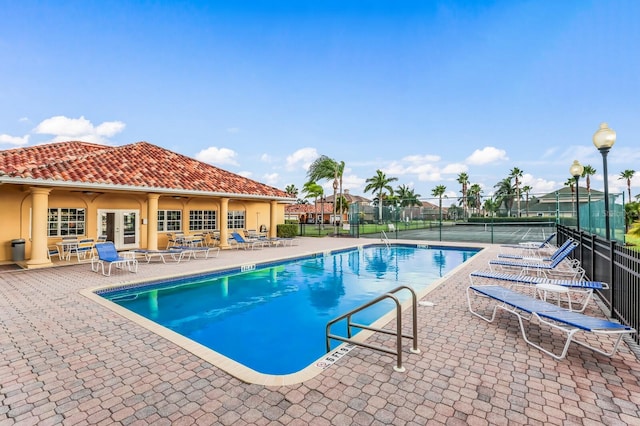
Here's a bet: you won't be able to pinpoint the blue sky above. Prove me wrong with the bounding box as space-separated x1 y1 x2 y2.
1 0 639 204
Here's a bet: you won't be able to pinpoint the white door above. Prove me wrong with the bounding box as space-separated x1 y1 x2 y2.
98 210 139 250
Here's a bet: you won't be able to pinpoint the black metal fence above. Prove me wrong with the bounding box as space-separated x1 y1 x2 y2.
558 224 639 345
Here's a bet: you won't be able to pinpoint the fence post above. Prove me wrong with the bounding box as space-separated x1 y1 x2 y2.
609 239 616 320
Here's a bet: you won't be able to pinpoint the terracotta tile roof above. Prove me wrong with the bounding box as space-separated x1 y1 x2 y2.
285 203 335 214
0 141 292 199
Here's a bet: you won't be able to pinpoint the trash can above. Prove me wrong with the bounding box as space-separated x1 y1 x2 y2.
11 239 25 261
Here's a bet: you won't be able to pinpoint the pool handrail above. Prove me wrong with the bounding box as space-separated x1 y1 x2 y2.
325 285 420 372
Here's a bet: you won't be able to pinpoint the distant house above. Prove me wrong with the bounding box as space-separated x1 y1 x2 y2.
526 187 605 218
0 141 294 267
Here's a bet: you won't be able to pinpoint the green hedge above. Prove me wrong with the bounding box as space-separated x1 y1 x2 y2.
277 223 298 238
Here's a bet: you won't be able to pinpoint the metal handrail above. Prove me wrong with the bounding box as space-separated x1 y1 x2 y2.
325 285 420 372
380 231 390 248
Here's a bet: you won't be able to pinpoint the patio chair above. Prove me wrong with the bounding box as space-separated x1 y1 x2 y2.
497 239 574 262
92 242 138 276
47 245 62 260
69 238 95 262
500 232 557 252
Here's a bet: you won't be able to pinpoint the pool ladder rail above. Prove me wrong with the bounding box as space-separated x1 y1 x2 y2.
380 231 391 248
325 285 420 372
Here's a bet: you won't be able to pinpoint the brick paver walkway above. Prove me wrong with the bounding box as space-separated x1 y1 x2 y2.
1 238 639 425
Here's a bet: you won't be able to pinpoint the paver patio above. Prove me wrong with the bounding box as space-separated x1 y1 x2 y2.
1 238 639 425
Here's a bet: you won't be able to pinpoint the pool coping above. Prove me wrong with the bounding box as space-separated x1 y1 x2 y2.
80 241 485 385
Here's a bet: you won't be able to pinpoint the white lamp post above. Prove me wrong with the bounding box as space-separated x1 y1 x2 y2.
569 160 584 231
592 123 616 240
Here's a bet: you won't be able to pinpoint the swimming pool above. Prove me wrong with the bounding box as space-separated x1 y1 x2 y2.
96 244 478 379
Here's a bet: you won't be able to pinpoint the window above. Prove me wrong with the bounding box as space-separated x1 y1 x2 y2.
158 210 182 232
228 210 245 229
189 210 217 231
48 208 86 237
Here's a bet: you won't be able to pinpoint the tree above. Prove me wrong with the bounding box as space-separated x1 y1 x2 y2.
431 185 447 224
510 167 524 217
483 198 499 217
284 184 299 198
521 185 532 217
581 165 596 194
396 184 421 207
302 181 324 228
619 169 636 201
493 177 515 216
456 172 469 219
307 155 345 229
467 183 482 216
364 170 398 223
565 177 576 204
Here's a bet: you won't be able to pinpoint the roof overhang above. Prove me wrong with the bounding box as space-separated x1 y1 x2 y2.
0 177 295 203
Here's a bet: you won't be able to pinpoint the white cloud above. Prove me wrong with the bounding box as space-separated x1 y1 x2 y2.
0 134 29 146
33 115 125 144
441 163 468 174
195 147 239 166
262 173 279 186
286 147 318 171
466 147 508 165
237 170 252 178
260 153 273 163
402 154 440 163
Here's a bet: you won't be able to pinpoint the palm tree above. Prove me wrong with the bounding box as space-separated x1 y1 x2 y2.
456 172 469 220
364 170 398 223
619 169 636 201
581 165 596 194
467 183 482 216
510 167 524 217
565 177 576 204
483 198 499 217
493 177 515 216
307 156 345 227
431 185 447 224
284 184 299 198
521 185 532 217
302 181 324 228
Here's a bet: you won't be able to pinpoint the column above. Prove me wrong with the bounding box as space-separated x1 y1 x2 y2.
27 187 52 267
147 194 160 250
270 200 278 239
219 197 230 249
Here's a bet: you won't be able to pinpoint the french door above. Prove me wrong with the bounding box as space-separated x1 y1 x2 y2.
98 210 139 250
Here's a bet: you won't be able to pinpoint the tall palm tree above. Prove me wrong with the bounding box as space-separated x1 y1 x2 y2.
431 185 447 224
493 177 515 216
467 183 482 216
483 198 499 217
456 172 469 220
302 181 324 228
364 170 398 223
510 167 524 217
396 184 422 207
565 177 576 204
307 156 345 228
521 185 532 217
619 169 636 201
581 165 596 194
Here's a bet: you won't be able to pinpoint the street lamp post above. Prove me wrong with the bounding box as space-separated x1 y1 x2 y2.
569 160 584 232
332 172 339 237
592 123 616 240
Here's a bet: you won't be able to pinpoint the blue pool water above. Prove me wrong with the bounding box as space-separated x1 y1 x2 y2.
100 244 478 375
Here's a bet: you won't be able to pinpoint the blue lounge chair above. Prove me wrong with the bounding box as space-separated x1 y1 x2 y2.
466 284 635 359
231 232 264 250
500 232 556 250
92 242 138 276
497 239 574 261
489 242 580 279
469 270 609 312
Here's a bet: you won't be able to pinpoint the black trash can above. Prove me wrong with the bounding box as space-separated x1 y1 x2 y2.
11 239 25 261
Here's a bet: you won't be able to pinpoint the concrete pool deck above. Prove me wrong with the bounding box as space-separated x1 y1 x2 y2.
1 237 639 425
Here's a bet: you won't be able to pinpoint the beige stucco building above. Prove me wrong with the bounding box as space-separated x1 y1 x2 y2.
0 141 294 268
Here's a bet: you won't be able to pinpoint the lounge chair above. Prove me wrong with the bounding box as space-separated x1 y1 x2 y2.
466 284 635 359
489 242 581 279
469 270 609 312
92 242 138 276
497 239 574 261
231 232 264 250
168 245 219 259
500 232 557 253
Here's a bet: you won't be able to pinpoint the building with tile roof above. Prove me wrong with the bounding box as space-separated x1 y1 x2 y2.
0 141 294 267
